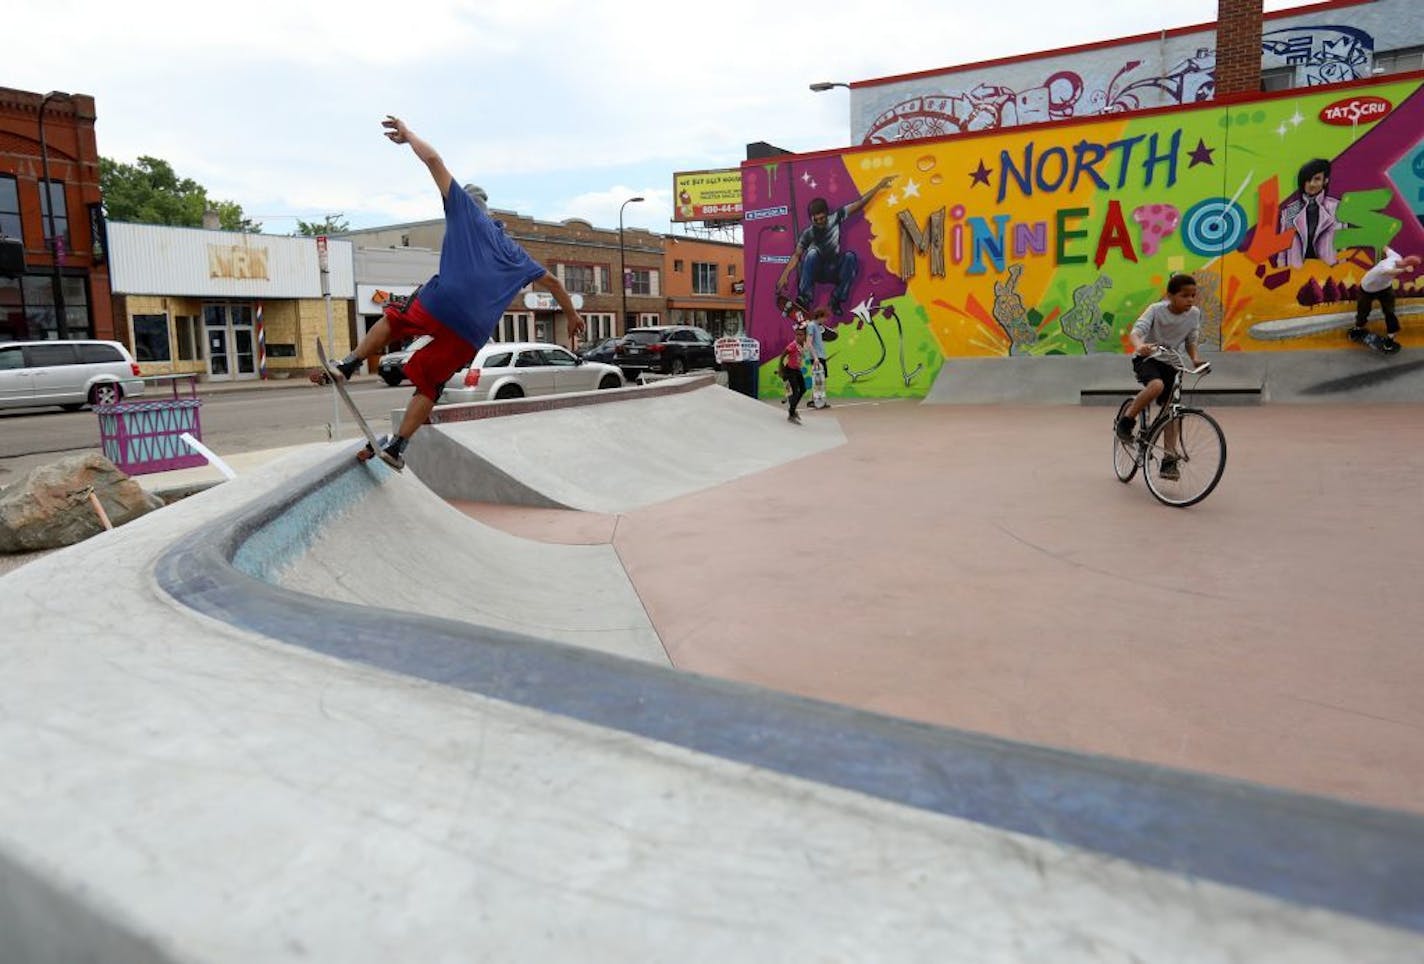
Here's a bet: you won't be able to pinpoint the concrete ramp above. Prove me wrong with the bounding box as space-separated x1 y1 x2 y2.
407 382 844 512
272 463 667 665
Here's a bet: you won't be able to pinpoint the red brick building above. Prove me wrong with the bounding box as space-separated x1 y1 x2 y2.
0 86 113 341
663 236 745 337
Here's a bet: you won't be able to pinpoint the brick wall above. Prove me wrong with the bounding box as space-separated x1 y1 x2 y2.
0 86 114 339
1215 0 1264 96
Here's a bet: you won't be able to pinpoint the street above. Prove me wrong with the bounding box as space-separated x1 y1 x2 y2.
0 379 410 484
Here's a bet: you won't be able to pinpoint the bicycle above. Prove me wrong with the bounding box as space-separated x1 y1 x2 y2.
1112 347 1227 507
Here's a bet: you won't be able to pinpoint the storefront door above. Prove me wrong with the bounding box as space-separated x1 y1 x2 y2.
203 303 257 380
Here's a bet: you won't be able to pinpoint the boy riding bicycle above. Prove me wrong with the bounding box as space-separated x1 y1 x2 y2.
1115 274 1206 481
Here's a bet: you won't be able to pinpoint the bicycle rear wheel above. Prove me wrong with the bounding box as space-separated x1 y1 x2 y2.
1144 409 1226 507
1112 399 1138 483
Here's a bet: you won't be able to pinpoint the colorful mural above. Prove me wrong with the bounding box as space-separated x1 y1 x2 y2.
745 75 1424 399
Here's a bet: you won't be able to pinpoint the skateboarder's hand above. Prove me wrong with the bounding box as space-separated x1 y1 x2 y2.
382 115 410 144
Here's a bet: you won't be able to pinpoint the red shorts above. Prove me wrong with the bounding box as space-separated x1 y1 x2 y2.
384 297 477 401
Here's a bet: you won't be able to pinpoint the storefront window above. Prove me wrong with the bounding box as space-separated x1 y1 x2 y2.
38 181 70 250
133 314 171 362
0 176 21 241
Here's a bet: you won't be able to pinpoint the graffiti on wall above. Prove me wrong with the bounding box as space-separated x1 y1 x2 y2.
1262 25 1373 86
749 76 1424 399
861 29 1374 144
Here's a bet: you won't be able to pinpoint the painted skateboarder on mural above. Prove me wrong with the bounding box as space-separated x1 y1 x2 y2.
777 175 896 319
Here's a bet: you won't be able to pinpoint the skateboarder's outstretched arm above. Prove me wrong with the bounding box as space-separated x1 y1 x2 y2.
844 175 896 218
531 272 587 344
383 115 454 199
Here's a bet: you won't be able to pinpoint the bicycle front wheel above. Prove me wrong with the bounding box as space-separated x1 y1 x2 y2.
1144 409 1226 507
1112 399 1138 483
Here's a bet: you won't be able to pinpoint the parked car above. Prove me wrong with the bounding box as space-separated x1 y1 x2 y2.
377 335 433 387
443 341 624 403
577 337 624 365
614 325 717 379
0 339 145 412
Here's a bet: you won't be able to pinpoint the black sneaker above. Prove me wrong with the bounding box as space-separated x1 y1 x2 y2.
358 435 407 470
1115 416 1135 442
1348 326 1368 343
1381 335 1402 353
1159 457 1180 481
379 435 408 470
789 412 802 424
313 356 359 385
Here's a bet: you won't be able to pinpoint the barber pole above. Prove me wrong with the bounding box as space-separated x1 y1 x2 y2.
256 302 267 379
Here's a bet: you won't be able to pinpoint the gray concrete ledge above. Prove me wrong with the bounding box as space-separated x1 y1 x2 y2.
926 351 1424 405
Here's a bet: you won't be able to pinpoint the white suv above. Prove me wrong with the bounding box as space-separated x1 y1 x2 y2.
0 340 146 412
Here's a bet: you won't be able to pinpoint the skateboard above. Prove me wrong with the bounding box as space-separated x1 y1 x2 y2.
1348 327 1401 354
776 291 811 324
315 339 404 470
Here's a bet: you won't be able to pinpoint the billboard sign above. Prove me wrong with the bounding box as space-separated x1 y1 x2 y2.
673 169 744 222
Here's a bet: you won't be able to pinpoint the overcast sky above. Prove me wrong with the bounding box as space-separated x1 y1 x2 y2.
10 0 1302 236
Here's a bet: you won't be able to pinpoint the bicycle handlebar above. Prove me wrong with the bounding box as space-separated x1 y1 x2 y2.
1145 345 1211 376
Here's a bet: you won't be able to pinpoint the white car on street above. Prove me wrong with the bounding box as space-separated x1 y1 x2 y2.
442 341 624 403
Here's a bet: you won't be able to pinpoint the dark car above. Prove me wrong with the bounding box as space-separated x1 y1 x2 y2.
578 337 624 365
376 335 432 387
614 326 717 379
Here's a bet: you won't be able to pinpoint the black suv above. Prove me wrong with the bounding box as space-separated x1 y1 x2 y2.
614 326 717 379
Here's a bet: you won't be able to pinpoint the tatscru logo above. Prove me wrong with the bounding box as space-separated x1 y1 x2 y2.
1318 96 1392 126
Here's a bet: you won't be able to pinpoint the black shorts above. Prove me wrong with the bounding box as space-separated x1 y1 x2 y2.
1132 356 1176 398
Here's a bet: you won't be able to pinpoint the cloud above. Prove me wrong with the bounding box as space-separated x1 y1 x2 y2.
10 0 1299 233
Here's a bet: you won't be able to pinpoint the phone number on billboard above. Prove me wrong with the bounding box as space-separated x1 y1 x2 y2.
696 204 743 215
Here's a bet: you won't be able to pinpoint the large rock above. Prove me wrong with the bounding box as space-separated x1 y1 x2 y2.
0 453 164 552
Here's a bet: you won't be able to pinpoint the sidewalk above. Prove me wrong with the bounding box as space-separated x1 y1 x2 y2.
151 371 320 397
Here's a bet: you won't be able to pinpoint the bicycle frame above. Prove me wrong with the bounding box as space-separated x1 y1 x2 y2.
1134 347 1209 449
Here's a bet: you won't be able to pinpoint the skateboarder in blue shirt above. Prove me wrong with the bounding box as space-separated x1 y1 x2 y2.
312 116 585 467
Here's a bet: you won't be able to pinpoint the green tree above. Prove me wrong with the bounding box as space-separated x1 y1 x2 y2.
100 156 261 232
294 214 350 237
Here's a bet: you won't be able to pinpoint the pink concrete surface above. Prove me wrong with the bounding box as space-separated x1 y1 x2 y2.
453 401 1424 814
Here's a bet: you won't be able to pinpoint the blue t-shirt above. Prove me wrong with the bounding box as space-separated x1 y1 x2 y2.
804 319 827 359
417 180 547 348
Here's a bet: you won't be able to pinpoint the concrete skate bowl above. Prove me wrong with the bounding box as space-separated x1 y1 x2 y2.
146 449 1424 944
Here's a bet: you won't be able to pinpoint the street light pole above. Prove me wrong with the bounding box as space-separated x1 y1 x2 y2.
618 196 644 334
37 91 72 340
